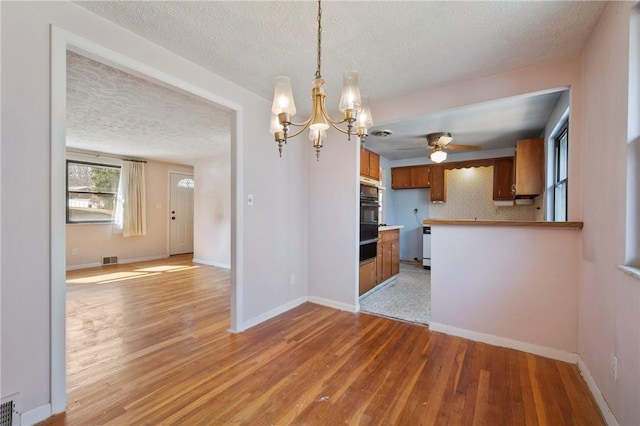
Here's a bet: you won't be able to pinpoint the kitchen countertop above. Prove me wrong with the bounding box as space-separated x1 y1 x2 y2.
423 219 583 229
378 225 404 231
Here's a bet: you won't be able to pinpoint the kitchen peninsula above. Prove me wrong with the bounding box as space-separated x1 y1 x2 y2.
423 218 584 366
359 225 403 296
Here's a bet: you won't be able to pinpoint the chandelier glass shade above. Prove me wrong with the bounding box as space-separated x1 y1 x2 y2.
269 0 373 160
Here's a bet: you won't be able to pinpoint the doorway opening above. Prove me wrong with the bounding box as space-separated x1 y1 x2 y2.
51 28 242 413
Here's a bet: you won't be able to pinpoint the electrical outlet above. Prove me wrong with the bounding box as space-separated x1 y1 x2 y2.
610 354 618 381
290 274 296 285
413 208 418 214
72 248 78 256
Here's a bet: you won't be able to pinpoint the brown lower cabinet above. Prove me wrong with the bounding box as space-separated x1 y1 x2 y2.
359 228 400 296
358 258 376 296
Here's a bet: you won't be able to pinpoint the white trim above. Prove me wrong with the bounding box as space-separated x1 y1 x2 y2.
50 26 242 412
118 254 168 265
50 25 68 415
617 264 640 280
577 357 620 426
239 297 307 331
65 262 101 271
65 255 169 271
20 403 51 426
192 258 231 269
230 112 243 333
307 296 359 313
429 322 579 363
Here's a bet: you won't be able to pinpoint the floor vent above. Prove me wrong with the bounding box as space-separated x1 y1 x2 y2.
0 393 20 426
102 256 118 266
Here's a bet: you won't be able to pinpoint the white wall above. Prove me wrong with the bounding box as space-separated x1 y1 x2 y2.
66 159 193 269
431 225 580 355
307 135 359 312
193 154 231 268
580 2 640 424
1 1 308 420
389 188 429 261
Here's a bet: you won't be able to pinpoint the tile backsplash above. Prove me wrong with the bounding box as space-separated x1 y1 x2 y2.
429 166 539 221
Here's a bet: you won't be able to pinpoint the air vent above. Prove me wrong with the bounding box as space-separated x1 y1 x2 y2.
370 129 393 137
1 393 20 426
102 256 118 266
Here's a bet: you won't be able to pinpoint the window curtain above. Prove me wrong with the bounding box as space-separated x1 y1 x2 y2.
114 160 146 237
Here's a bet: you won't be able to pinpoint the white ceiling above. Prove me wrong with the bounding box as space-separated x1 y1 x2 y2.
66 51 231 165
71 1 606 162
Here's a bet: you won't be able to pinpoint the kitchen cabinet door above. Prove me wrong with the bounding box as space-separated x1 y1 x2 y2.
411 166 430 188
391 167 412 189
429 166 447 203
376 239 383 284
358 259 376 296
493 157 515 200
391 240 400 276
515 138 544 197
382 242 392 281
360 148 381 181
368 151 380 181
360 148 370 177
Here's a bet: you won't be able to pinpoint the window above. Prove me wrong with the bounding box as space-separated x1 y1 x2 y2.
551 121 569 221
67 160 121 223
177 178 195 189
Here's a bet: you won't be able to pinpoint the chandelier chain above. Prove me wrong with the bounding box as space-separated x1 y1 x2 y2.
315 0 322 79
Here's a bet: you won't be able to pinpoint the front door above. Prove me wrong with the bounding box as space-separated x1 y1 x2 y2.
169 172 194 255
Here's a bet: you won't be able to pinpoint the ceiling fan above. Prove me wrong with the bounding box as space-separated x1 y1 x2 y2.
397 132 482 163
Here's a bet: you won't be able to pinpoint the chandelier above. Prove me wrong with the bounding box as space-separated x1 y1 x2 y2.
269 0 373 160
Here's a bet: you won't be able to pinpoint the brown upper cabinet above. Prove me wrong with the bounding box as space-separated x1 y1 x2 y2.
391 165 430 189
493 157 515 201
360 148 380 181
514 138 544 198
429 166 447 203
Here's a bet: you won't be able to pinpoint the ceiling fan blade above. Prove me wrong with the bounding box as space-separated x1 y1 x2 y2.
396 145 429 151
446 144 483 151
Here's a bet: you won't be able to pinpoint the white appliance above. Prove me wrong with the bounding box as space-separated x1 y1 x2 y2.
422 226 431 268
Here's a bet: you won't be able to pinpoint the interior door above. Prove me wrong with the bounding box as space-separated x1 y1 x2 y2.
170 172 194 255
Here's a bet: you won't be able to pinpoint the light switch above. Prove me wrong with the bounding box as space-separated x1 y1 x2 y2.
247 194 254 206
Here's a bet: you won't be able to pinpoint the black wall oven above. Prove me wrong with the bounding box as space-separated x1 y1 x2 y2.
359 184 379 261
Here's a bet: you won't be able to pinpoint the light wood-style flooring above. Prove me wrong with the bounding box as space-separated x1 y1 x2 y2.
40 255 604 425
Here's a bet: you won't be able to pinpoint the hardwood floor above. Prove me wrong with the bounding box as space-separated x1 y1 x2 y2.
40 255 604 425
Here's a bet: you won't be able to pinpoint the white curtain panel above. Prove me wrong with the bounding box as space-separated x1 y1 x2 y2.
120 160 147 237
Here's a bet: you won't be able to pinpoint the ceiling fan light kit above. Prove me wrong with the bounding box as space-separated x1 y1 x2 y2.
430 148 447 163
269 0 373 161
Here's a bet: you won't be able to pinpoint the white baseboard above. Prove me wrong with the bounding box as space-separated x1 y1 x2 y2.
240 296 307 331
577 357 619 426
20 403 51 426
192 258 231 269
65 254 168 271
307 296 358 313
66 262 101 271
429 322 579 363
118 254 168 265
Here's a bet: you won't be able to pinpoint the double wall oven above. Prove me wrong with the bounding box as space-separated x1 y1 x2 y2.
360 184 379 261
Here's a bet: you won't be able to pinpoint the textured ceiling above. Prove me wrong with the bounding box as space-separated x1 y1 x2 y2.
71 1 606 162
66 51 231 165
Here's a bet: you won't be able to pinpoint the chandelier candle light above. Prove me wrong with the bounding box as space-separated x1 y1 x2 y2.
269 0 373 160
